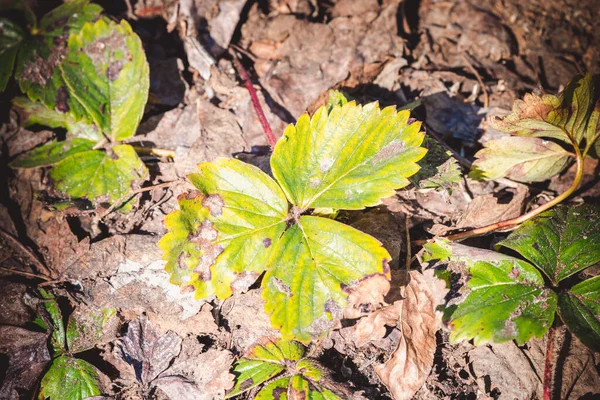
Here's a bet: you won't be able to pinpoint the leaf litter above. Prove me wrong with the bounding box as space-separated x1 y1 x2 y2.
1 0 600 399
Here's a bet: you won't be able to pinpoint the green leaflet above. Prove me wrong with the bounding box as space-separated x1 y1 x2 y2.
227 339 341 399
61 18 149 141
38 356 102 400
0 17 25 90
12 96 102 141
271 101 426 210
161 101 423 342
50 144 148 208
66 306 117 353
263 216 390 342
558 276 600 352
14 0 102 119
423 240 557 345
10 138 95 169
497 205 600 284
35 289 67 356
469 136 571 182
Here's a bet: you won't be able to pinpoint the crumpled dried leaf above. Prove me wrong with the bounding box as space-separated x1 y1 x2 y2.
374 270 448 400
117 315 182 384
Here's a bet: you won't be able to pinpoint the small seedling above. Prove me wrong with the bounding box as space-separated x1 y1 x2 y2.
159 99 426 342
3 0 149 209
423 204 600 397
226 339 344 399
33 289 117 400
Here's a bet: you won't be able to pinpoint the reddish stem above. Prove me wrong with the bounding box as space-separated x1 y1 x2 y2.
543 325 556 400
232 57 278 149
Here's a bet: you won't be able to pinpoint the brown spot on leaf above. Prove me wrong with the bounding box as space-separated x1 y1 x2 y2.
83 30 128 77
272 277 292 297
202 194 224 217
263 238 272 248
20 46 66 86
508 266 520 279
273 387 287 400
230 271 259 294
324 299 343 319
178 190 202 201
106 60 124 81
100 103 106 114
374 140 405 162
382 258 390 275
55 87 70 113
239 378 254 391
181 285 195 294
188 220 223 281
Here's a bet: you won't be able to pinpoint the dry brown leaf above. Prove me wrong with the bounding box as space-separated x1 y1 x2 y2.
352 302 401 347
344 274 391 320
374 270 448 400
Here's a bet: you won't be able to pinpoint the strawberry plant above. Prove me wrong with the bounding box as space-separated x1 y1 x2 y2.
226 339 345 399
446 73 600 241
159 100 426 342
33 289 117 400
422 204 600 397
3 0 149 209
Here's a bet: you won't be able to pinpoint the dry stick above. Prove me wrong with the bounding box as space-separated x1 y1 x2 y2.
231 55 278 149
0 228 50 276
443 134 584 242
543 324 557 400
461 53 489 108
99 181 181 220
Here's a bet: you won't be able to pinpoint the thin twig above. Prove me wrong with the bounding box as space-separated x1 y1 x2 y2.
98 181 181 220
543 324 556 400
0 266 52 280
461 53 489 108
231 54 278 149
131 146 176 158
0 228 50 275
404 217 411 277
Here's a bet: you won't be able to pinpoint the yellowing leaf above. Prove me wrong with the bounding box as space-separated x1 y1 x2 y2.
61 18 149 141
50 144 148 207
470 136 571 182
490 74 595 143
271 101 426 210
264 216 390 342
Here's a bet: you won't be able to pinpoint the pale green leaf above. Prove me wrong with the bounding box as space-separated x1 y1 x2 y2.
263 216 390 342
497 205 600 284
10 138 95 169
12 96 102 140
38 356 102 400
490 73 595 143
50 144 148 207
470 136 571 182
558 276 600 352
61 18 149 141
159 158 288 299
15 0 102 119
423 240 557 345
271 101 426 210
0 17 24 91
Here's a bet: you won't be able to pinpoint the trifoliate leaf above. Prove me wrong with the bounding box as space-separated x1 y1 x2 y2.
0 17 25 91
61 18 149 141
263 216 390 342
497 205 600 285
10 138 95 169
38 356 102 400
558 276 600 352
423 240 557 345
159 158 288 299
15 0 102 119
489 73 595 143
50 144 148 207
12 96 102 140
227 339 341 399
271 101 426 210
470 136 571 182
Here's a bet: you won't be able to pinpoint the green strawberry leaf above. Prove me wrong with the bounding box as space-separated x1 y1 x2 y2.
160 158 288 299
263 215 390 342
558 276 600 352
61 18 149 141
10 138 95 169
50 144 148 207
489 73 595 143
270 101 426 210
0 17 25 91
586 102 600 158
15 0 102 119
227 339 341 399
497 205 600 285
470 136 571 182
66 306 117 353
34 289 66 355
12 96 102 140
38 355 102 400
423 240 557 345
